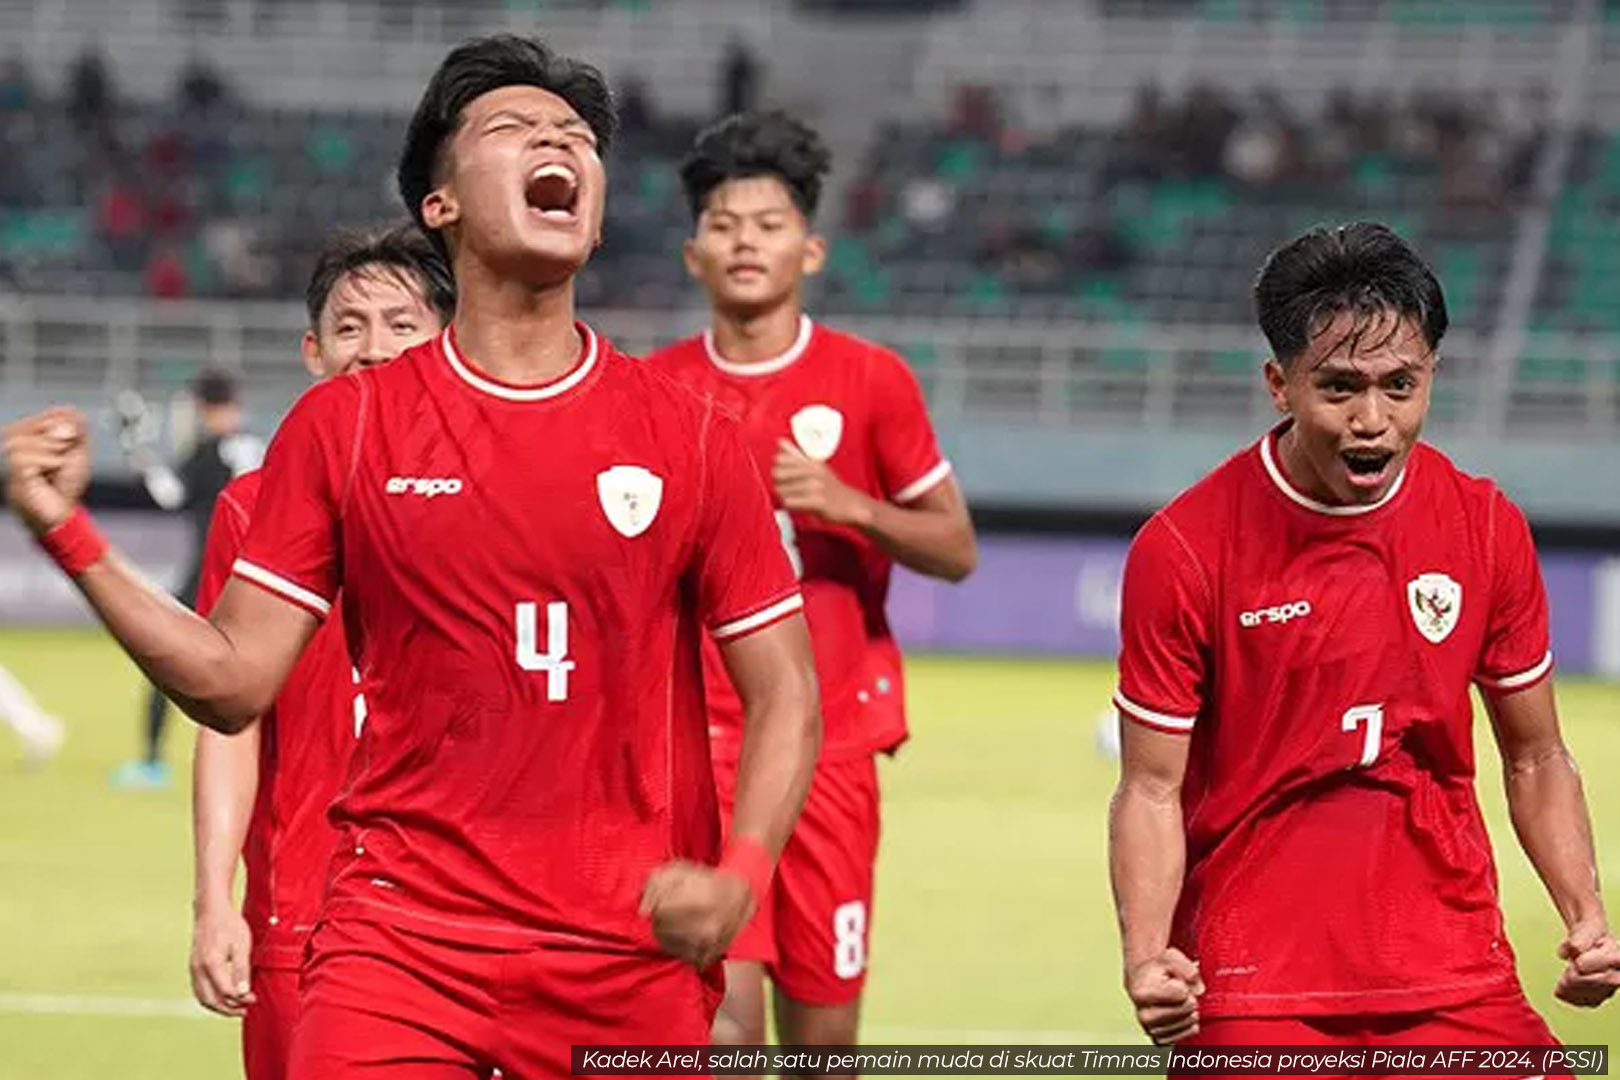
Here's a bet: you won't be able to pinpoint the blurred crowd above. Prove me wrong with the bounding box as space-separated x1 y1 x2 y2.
1108 81 1550 209
833 78 1549 302
0 40 1550 308
0 47 299 299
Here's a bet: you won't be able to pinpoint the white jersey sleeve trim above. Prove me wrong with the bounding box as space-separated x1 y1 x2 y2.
1114 690 1197 732
1476 650 1553 692
231 559 332 618
892 459 953 504
712 593 804 641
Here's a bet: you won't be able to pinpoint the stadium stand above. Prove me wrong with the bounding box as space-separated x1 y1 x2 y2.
3 0 1620 463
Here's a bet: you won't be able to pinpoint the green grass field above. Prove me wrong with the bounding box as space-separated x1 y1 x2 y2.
0 628 1615 1079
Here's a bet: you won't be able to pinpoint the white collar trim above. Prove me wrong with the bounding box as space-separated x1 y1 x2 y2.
441 324 599 402
1258 430 1408 517
704 315 813 377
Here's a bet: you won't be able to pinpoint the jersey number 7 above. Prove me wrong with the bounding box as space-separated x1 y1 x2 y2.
1341 704 1384 768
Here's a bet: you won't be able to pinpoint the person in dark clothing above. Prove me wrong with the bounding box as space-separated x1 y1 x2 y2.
112 370 262 788
720 36 760 119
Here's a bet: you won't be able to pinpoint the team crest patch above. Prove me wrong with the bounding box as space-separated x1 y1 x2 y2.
790 404 844 462
1407 572 1462 644
596 465 663 538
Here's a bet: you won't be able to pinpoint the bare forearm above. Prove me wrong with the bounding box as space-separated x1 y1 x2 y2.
192 724 260 912
73 553 264 729
859 498 976 582
1109 782 1187 968
1504 746 1605 928
730 672 821 859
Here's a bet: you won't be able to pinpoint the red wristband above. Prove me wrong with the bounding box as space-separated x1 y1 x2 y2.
718 836 775 906
37 507 109 576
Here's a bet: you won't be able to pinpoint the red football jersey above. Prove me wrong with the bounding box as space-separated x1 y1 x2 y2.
196 470 360 970
1114 424 1553 1018
647 317 950 761
232 325 802 951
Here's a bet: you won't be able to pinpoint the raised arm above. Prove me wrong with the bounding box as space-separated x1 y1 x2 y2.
3 408 321 731
1484 681 1619 1008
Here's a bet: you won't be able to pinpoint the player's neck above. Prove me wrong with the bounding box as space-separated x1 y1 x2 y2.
451 273 583 386
709 302 805 366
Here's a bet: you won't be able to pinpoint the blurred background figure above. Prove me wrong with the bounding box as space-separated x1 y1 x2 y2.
111 370 262 789
0 661 64 768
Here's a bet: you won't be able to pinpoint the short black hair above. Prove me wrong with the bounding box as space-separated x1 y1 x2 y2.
304 222 456 328
1254 222 1448 365
679 110 832 221
397 34 617 258
191 368 238 407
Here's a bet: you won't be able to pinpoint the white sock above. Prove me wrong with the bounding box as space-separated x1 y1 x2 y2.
0 662 63 749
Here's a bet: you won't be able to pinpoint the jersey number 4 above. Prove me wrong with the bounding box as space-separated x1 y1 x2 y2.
516 601 575 701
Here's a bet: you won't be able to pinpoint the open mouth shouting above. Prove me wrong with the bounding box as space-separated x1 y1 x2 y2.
1340 446 1397 492
525 163 580 222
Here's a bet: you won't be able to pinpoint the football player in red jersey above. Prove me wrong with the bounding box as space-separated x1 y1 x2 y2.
3 36 820 1080
1109 222 1620 1059
188 223 454 1080
648 111 977 1067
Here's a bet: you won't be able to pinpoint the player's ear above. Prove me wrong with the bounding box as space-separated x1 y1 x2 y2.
802 232 827 278
421 186 460 232
301 331 326 379
1264 358 1291 414
681 236 703 281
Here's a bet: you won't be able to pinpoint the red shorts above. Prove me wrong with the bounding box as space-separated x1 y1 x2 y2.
716 754 879 1006
287 919 719 1080
243 965 300 1080
1174 988 1568 1080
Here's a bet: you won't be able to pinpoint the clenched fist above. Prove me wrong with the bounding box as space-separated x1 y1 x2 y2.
2 407 92 535
1554 918 1620 1008
640 860 755 968
190 903 256 1017
1125 947 1205 1045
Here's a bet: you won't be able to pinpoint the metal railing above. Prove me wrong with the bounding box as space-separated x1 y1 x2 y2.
5 296 1617 460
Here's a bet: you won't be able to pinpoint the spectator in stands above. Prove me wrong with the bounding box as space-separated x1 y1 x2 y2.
178 54 228 115
67 45 112 125
1313 87 1362 184
0 54 33 112
843 173 884 234
618 75 657 140
204 220 275 297
949 84 1001 143
1065 218 1133 277
899 175 954 231
1176 83 1239 178
67 45 125 164
97 171 147 273
1112 83 1172 183
146 244 190 299
720 36 761 117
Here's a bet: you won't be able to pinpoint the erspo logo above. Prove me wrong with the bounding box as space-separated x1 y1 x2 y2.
1239 600 1311 629
385 476 464 498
